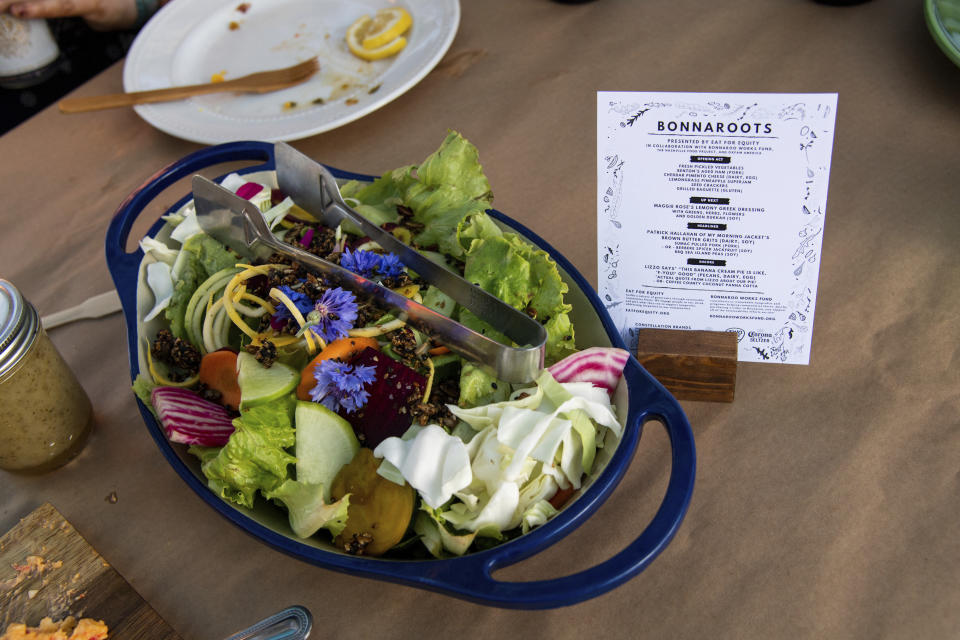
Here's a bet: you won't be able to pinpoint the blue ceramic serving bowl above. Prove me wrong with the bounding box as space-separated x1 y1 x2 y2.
105 141 695 609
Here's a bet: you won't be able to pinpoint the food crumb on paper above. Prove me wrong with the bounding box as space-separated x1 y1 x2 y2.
236 2 250 12
228 21 240 30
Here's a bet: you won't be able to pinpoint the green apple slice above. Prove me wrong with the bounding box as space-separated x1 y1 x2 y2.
237 351 299 409
295 401 360 501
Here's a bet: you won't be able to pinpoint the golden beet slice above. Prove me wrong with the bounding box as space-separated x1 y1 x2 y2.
330 448 415 556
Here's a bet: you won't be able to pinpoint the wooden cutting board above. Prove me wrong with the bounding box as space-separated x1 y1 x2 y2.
0 503 181 639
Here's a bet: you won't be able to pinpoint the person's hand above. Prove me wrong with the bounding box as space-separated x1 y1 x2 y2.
0 0 138 31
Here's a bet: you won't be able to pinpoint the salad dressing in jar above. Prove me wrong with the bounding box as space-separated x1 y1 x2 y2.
0 279 92 473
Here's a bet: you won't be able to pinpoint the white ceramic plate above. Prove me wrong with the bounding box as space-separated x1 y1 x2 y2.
123 0 460 144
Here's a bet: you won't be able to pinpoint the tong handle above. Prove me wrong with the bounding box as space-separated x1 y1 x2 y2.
273 142 548 365
254 209 544 381
324 179 547 349
193 175 545 383
224 605 312 640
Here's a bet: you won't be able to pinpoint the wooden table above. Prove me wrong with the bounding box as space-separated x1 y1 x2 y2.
2 1 959 638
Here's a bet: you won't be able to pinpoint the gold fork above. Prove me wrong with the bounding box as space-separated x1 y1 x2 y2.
59 57 319 113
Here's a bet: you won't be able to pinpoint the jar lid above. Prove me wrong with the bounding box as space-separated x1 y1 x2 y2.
0 278 40 379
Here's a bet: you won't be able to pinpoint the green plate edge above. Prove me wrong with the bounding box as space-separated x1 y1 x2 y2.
925 0 960 68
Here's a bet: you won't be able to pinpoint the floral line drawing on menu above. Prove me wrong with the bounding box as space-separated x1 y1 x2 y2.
766 100 834 363
622 108 650 127
602 154 624 227
598 119 627 317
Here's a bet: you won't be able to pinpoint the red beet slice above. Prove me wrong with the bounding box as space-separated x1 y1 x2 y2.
344 347 426 448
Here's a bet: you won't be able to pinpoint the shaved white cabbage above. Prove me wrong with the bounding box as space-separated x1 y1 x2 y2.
139 237 179 266
143 261 174 322
169 202 201 245
447 384 544 431
374 370 623 556
373 424 472 509
444 481 520 533
521 499 558 534
264 197 296 231
219 172 248 192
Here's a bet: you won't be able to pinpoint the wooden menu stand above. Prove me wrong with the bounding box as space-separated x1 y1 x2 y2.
635 328 738 402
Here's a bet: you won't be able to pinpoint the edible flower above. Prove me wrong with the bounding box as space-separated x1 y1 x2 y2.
341 248 381 278
309 359 376 413
300 227 315 247
377 252 406 278
269 285 313 331
303 287 358 342
341 248 406 280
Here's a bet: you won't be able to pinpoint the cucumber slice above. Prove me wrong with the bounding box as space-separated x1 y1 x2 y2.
294 401 360 501
421 285 457 318
237 351 299 409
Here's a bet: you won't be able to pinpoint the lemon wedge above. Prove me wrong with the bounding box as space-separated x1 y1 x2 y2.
346 7 412 61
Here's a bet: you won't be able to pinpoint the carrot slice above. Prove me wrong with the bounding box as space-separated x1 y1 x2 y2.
296 336 381 401
427 345 450 356
197 349 242 411
548 485 578 510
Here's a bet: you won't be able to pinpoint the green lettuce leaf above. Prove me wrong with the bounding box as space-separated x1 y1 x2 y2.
404 183 488 258
462 233 576 363
416 130 493 202
340 164 417 205
193 395 297 509
462 235 534 309
264 479 351 539
132 374 156 414
456 212 502 253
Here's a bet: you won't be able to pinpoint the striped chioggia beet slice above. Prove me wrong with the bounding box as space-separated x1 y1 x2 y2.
547 347 630 396
151 386 236 446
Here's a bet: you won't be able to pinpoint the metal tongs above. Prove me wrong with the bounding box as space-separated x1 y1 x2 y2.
192 143 546 383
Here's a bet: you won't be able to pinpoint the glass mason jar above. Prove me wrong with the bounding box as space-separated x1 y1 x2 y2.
0 279 92 473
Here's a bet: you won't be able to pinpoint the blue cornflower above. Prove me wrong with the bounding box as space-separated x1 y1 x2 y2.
269 284 313 331
340 248 382 279
341 248 406 280
302 287 358 342
377 253 406 278
309 359 376 413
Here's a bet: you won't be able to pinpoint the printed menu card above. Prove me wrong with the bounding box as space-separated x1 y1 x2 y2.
597 92 837 364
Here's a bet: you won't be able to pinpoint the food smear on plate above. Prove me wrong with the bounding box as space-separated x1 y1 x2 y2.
346 7 413 61
133 131 630 557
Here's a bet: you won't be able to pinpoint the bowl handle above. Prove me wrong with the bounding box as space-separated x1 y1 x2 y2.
104 141 275 377
399 357 696 609
104 141 275 316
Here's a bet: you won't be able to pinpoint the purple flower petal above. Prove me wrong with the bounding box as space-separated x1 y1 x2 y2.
270 284 313 330
309 359 376 414
310 287 358 342
377 253 406 278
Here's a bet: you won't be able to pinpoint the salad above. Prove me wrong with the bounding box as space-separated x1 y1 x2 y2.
133 131 630 558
